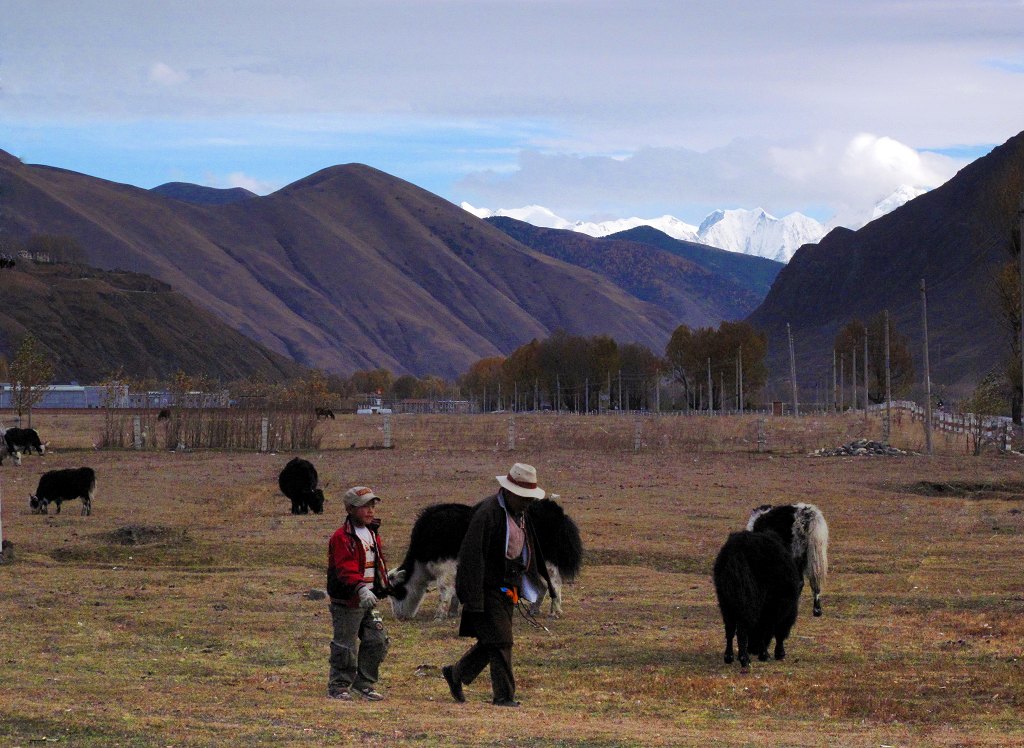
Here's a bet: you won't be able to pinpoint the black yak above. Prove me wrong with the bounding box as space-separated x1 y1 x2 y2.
3 427 47 465
30 467 96 516
388 497 583 620
747 503 829 616
2 435 20 466
713 530 801 669
315 407 335 420
278 457 325 514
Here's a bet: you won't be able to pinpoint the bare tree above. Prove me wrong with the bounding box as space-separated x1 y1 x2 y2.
8 334 56 425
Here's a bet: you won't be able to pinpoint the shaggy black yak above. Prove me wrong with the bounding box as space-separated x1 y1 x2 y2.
713 530 801 669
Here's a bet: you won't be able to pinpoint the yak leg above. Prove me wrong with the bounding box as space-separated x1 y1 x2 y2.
736 625 751 669
722 617 736 664
432 560 459 620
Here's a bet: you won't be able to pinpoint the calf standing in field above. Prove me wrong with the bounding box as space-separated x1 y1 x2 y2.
30 467 97 516
278 457 325 514
713 529 801 670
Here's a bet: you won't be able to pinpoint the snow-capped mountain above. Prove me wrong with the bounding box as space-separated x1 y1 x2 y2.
570 215 699 243
824 185 929 232
461 203 572 230
463 185 926 264
463 203 701 241
697 208 824 263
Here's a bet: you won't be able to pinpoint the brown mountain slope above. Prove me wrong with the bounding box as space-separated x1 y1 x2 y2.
747 129 1024 390
0 154 679 377
485 216 772 325
0 263 303 382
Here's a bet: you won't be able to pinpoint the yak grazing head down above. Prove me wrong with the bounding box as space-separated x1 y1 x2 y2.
308 488 326 514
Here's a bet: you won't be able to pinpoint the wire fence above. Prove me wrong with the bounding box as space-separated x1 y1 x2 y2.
21 401 1018 457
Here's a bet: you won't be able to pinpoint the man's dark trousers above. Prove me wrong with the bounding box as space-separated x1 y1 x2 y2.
451 589 515 702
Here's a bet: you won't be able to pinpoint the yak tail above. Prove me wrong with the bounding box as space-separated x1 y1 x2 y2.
804 507 829 593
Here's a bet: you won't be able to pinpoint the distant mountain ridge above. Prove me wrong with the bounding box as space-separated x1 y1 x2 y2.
465 185 925 263
0 152 693 378
605 225 782 300
151 182 257 205
485 217 781 326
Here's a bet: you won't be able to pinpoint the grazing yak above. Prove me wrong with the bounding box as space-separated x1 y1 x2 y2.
746 503 829 617
278 457 325 514
388 497 583 620
30 467 97 516
315 407 335 420
713 529 801 670
2 427 47 465
0 430 10 466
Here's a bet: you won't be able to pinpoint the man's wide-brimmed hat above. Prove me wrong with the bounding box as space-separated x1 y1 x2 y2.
344 486 380 508
496 462 545 500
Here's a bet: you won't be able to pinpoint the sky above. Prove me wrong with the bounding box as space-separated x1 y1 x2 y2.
2 1 1022 225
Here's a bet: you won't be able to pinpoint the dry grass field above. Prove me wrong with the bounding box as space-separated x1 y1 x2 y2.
1 410 1022 747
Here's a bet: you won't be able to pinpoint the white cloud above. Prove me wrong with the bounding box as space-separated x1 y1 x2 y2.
201 171 279 195
225 172 278 195
3 2 1019 220
148 62 188 87
456 134 968 226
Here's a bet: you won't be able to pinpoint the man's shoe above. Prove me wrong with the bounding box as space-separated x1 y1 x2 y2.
353 685 385 701
493 698 520 707
327 689 352 701
442 665 466 703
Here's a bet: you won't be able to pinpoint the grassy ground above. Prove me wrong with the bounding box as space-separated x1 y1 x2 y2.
1 411 1022 746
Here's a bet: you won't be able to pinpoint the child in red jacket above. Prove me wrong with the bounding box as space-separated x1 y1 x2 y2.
326 486 402 700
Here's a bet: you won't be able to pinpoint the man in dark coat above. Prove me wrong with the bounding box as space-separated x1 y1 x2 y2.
442 462 554 707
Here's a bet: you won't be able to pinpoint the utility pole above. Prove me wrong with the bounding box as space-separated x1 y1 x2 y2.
832 350 837 413
787 323 799 417
864 326 870 423
921 279 933 455
707 357 713 415
851 347 857 410
885 309 892 443
839 356 844 412
1019 191 1024 426
738 346 744 414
